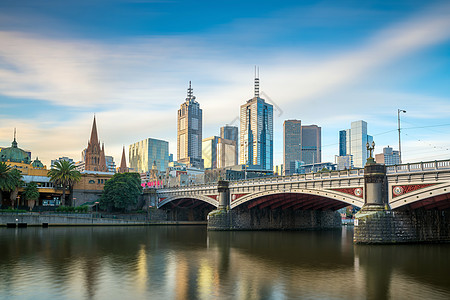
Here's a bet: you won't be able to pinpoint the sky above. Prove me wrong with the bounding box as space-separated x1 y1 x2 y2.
1 0 450 168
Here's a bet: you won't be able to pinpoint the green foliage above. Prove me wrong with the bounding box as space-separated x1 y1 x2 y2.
56 205 89 213
100 172 142 212
48 160 81 206
0 163 22 192
0 208 27 213
23 182 40 202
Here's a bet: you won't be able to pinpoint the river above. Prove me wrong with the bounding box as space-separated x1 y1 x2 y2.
0 226 449 299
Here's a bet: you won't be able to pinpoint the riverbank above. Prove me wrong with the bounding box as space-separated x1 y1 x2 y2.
0 213 206 226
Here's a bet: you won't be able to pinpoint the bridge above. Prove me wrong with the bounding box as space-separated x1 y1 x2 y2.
153 159 450 243
157 159 450 211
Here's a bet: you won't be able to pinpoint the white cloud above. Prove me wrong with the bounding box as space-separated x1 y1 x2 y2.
1 4 450 166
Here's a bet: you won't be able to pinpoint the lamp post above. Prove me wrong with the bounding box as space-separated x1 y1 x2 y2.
398 109 406 164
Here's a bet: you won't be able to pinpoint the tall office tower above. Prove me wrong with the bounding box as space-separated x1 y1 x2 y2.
220 125 239 165
339 130 347 156
202 136 219 170
301 125 321 165
350 120 373 168
239 70 273 171
375 146 400 166
129 138 169 173
339 120 373 168
283 120 302 175
177 81 204 169
203 136 237 169
84 116 107 172
217 137 237 168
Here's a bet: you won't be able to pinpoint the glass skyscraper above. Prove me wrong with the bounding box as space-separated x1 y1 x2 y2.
283 120 302 175
301 125 321 165
239 74 273 171
220 125 239 164
338 120 372 168
129 138 169 173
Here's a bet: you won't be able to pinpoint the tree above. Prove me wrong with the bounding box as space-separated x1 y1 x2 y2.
0 162 22 208
100 172 142 212
48 160 81 206
23 182 40 210
8 169 23 207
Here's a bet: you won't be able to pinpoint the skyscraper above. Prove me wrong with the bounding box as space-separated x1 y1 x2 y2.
301 125 321 165
338 120 372 168
177 81 204 169
129 138 169 173
220 125 238 165
283 120 301 175
239 71 273 171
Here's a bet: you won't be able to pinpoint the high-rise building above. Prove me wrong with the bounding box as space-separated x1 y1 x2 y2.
203 136 237 170
51 157 73 168
283 120 302 175
220 125 239 165
129 138 169 173
105 156 116 173
338 120 372 168
84 116 108 172
339 130 347 156
177 81 204 169
202 136 219 170
283 120 321 175
301 125 321 165
375 146 400 166
217 138 237 168
239 71 273 171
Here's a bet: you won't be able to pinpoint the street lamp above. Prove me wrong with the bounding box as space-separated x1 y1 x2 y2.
398 109 406 164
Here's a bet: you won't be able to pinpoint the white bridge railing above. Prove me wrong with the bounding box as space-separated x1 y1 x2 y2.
157 159 450 193
386 159 450 174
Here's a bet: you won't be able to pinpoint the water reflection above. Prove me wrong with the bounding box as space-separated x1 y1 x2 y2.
0 226 448 299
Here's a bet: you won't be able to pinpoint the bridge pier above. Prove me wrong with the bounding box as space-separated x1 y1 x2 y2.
208 180 341 230
354 159 450 243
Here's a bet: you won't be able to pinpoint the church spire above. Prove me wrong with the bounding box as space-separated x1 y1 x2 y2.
119 146 128 173
89 115 99 145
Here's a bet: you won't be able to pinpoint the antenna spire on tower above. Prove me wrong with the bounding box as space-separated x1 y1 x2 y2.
187 81 193 100
254 66 260 98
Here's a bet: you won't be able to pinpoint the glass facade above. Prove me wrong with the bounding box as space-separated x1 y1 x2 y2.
283 120 302 175
240 97 273 171
220 125 239 164
341 120 372 168
129 138 169 173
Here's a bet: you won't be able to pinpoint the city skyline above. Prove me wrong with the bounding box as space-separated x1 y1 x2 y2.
1 0 450 167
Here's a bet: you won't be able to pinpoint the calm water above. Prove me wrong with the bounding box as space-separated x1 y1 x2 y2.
0 226 449 300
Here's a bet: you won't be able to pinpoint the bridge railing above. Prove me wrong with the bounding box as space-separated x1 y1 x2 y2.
386 159 450 174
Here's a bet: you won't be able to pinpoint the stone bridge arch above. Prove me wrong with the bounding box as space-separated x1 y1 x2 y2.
230 188 364 210
389 181 450 210
158 195 219 209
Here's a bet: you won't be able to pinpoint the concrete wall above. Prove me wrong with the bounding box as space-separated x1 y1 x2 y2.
208 208 341 230
354 209 450 243
0 213 146 225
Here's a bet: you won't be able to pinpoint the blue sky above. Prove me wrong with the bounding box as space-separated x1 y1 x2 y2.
1 0 450 167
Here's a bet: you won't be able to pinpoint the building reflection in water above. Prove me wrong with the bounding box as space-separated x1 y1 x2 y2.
0 226 449 299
